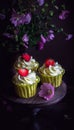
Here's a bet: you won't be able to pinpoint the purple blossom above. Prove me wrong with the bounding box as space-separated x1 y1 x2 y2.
38 83 54 100
48 33 55 40
0 13 6 20
18 14 26 25
23 44 29 48
38 34 46 50
1 1 73 52
66 34 73 40
41 34 46 43
46 30 55 41
22 34 29 42
59 10 70 20
16 13 31 25
10 9 31 27
24 13 31 24
10 10 22 27
22 34 29 48
49 30 54 34
37 0 45 6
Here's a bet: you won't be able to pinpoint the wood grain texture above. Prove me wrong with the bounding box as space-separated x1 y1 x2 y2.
2 82 67 108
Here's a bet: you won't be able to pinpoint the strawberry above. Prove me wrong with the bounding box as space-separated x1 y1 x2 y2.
45 59 55 67
22 53 31 62
18 68 29 77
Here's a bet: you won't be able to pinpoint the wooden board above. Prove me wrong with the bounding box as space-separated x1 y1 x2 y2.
1 82 67 108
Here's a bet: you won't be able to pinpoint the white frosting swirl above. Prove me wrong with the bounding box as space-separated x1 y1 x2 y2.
17 56 38 69
49 63 63 76
18 71 37 84
23 56 37 67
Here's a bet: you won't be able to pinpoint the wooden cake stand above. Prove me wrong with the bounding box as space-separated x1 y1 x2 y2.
1 81 67 108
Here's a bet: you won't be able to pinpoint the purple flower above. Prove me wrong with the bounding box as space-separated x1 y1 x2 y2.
41 34 46 43
38 34 46 50
66 34 73 40
49 30 54 33
0 13 6 20
18 14 26 25
46 30 55 41
22 34 29 48
10 10 22 27
19 14 26 25
48 33 55 40
22 34 29 42
10 9 31 27
37 0 45 6
59 10 70 20
38 83 54 100
24 13 31 24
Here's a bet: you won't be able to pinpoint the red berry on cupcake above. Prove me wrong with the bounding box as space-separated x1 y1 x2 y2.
18 68 29 77
45 59 55 67
22 53 31 62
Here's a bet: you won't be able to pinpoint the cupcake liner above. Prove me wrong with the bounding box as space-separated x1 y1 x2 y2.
39 70 65 88
12 76 40 98
15 83 37 98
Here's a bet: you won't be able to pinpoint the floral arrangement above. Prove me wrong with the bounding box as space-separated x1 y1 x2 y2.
0 0 73 52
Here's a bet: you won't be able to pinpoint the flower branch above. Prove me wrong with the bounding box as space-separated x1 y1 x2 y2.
0 0 73 52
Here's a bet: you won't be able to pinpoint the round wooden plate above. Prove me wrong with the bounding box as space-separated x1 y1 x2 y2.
1 82 67 107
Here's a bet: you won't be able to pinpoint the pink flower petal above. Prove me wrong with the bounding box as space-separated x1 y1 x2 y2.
38 83 54 100
59 10 70 20
66 34 73 40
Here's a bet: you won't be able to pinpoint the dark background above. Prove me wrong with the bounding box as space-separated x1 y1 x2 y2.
0 0 74 86
0 0 74 130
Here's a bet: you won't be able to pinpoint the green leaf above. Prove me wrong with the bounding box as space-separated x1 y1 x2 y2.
15 35 18 42
20 42 23 45
45 3 49 7
50 24 55 28
57 28 64 33
16 47 19 51
61 4 66 10
49 10 54 16
41 8 45 13
60 28 63 32
51 0 56 4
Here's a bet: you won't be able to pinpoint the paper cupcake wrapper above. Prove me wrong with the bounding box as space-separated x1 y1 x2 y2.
39 71 65 87
12 76 40 98
15 83 38 98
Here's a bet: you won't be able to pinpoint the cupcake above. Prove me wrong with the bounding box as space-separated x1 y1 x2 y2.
38 58 65 87
14 53 39 72
12 68 40 98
